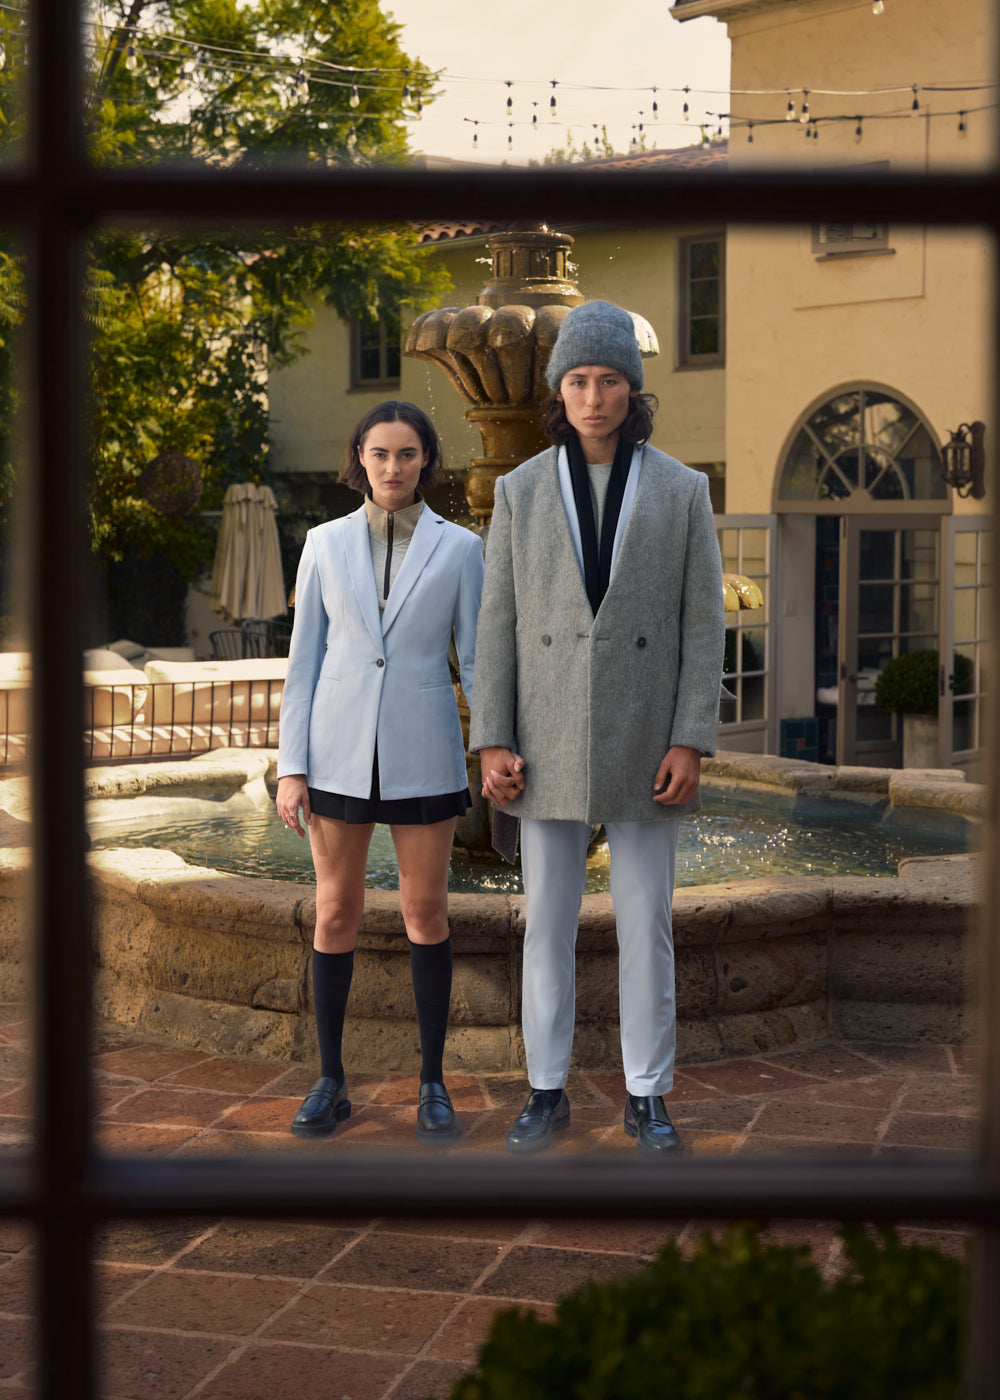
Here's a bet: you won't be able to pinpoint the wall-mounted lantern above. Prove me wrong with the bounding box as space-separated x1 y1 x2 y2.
940 420 987 499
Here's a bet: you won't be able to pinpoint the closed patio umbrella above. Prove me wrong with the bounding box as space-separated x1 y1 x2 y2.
210 482 287 624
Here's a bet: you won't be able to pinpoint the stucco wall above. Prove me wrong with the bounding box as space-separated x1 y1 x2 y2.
722 0 994 517
267 223 727 498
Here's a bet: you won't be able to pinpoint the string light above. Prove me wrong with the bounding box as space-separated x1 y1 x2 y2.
958 110 967 135
854 116 863 142
349 83 359 107
785 91 795 120
0 40 7 70
800 89 810 123
873 0 885 12
652 89 658 119
507 123 513 150
401 71 411 105
347 124 357 152
747 122 754 144
550 80 557 116
531 103 538 130
911 84 920 115
683 85 690 121
505 81 512 116
125 36 137 72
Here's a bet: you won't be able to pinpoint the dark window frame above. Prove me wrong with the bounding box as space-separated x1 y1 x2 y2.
3 4 999 1397
350 314 402 389
678 230 726 367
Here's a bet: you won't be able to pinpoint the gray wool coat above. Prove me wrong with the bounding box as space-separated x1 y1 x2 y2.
468 443 725 824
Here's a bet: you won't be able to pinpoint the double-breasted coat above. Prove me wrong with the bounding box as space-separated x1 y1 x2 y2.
278 503 484 799
468 443 725 824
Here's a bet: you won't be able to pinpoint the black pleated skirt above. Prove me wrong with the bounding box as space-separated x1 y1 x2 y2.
308 747 470 826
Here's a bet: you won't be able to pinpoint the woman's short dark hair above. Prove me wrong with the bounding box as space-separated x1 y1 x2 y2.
339 400 443 494
540 389 659 447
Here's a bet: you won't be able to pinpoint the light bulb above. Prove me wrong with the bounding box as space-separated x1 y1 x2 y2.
872 0 884 12
125 41 137 72
349 84 359 108
785 94 795 120
0 41 7 69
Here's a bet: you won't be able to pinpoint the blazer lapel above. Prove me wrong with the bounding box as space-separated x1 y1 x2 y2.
380 507 445 637
344 506 384 651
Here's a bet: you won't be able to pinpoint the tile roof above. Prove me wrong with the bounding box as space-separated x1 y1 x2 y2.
414 144 728 244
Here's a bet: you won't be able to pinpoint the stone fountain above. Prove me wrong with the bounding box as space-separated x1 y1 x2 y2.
404 221 658 526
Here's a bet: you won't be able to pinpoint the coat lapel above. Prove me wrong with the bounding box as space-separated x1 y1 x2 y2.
380 506 445 637
344 506 384 651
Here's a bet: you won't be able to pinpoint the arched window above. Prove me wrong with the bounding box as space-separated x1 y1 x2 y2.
777 386 948 510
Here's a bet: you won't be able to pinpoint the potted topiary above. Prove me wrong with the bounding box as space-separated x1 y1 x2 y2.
874 649 973 768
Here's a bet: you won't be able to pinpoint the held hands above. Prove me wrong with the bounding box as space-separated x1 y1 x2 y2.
479 746 526 806
276 774 311 838
653 745 701 806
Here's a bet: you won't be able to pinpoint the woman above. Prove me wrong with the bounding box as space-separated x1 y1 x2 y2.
277 400 483 1144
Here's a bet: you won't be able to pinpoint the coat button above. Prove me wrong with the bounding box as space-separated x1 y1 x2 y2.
637 636 647 648
376 658 385 667
541 635 551 646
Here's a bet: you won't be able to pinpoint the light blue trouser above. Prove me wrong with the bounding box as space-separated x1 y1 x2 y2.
519 817 679 1098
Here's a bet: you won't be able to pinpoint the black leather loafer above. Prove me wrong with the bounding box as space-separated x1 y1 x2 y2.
624 1094 683 1154
416 1082 461 1144
504 1088 570 1154
290 1076 351 1139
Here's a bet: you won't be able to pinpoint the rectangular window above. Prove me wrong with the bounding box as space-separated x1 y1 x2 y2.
812 221 890 257
679 233 725 366
716 517 775 752
351 315 401 388
7 8 1000 1395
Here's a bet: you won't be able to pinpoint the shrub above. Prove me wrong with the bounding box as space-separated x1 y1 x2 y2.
875 649 975 716
445 1222 965 1400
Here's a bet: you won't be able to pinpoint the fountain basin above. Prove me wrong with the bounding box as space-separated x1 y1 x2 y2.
0 750 981 1073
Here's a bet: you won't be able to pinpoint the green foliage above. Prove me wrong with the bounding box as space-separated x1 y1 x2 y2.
532 125 649 165
447 1222 965 1400
0 0 452 634
875 650 975 716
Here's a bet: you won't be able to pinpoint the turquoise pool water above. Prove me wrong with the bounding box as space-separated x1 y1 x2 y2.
89 785 971 893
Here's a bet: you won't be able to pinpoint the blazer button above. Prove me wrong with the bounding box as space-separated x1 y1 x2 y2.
375 658 385 667
637 636 647 648
541 635 551 646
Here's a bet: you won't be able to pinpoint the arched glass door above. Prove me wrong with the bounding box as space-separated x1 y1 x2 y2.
776 386 951 766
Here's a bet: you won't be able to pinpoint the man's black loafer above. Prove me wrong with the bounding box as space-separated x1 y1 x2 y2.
290 1076 351 1138
624 1094 683 1154
416 1082 461 1143
505 1088 570 1154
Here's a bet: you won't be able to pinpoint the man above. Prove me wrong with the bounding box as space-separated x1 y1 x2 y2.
468 300 725 1155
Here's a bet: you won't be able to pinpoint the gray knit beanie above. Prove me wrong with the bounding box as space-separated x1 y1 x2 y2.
545 300 644 391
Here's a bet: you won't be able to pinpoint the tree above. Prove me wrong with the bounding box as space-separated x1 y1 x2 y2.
532 125 650 165
0 0 451 640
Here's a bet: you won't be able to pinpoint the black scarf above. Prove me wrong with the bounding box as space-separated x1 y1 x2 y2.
565 432 632 616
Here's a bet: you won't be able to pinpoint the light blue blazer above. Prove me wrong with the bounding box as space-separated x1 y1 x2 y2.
277 503 484 799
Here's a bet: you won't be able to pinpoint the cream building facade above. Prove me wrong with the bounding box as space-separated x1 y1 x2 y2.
267 0 992 772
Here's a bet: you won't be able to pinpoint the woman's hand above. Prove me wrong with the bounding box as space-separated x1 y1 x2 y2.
479 747 526 806
276 774 311 838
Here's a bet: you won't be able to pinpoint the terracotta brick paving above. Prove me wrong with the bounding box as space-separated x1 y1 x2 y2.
0 1007 978 1399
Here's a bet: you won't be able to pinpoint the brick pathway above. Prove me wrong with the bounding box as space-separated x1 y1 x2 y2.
0 1006 976 1399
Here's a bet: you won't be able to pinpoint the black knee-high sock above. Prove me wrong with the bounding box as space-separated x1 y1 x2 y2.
409 938 452 1085
311 948 354 1084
